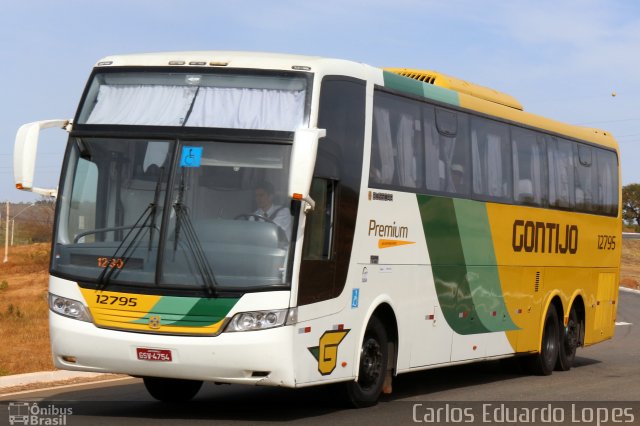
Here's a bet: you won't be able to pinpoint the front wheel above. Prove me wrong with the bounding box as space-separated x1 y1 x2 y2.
344 316 389 408
143 377 203 402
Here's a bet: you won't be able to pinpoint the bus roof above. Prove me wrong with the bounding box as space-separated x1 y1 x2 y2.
94 50 369 76
93 51 618 152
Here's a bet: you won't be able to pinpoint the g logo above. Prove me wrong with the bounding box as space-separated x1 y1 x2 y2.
308 329 350 375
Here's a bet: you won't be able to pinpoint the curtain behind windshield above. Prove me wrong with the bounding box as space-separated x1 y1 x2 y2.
81 72 307 131
186 87 304 130
86 85 197 125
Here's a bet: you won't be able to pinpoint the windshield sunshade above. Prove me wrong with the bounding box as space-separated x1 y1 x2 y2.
77 71 308 131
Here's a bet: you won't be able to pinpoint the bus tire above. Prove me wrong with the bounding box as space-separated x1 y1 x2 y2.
524 305 560 376
556 305 580 371
143 377 203 402
344 316 389 408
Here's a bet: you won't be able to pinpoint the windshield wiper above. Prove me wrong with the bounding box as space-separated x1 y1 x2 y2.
96 203 154 289
96 168 165 290
148 167 165 251
173 169 218 296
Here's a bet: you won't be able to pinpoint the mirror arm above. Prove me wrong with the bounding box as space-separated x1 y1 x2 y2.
288 128 325 214
31 187 58 198
302 195 315 213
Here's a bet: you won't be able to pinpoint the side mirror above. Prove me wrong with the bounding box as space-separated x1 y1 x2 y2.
14 119 72 197
288 128 326 212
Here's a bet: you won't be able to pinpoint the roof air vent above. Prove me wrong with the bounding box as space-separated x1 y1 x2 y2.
384 67 523 111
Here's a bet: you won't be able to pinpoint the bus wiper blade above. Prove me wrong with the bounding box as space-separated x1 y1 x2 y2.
173 204 218 296
96 203 154 290
97 167 166 289
173 171 218 296
148 167 165 251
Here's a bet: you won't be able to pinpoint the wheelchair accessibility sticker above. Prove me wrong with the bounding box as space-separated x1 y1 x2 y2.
351 288 360 308
180 146 203 167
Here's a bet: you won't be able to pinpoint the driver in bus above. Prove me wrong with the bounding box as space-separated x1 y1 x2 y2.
251 181 292 238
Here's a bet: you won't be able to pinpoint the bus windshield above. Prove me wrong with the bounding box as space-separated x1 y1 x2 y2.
52 137 294 293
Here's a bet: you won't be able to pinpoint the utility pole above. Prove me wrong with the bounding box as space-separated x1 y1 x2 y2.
3 202 36 261
3 201 8 263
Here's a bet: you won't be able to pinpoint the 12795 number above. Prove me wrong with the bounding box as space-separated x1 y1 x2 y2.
95 294 138 307
597 235 616 250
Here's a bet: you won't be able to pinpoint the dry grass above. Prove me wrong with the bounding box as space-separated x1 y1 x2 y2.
0 244 52 375
620 239 640 289
0 239 639 376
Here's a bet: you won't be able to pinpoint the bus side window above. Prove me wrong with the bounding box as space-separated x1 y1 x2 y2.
470 116 512 200
547 136 575 209
435 108 470 196
302 178 335 260
575 144 596 212
512 127 547 206
422 105 442 191
595 149 619 215
371 104 394 185
371 92 422 188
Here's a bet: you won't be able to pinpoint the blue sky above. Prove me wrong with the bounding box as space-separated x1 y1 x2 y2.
2 0 640 202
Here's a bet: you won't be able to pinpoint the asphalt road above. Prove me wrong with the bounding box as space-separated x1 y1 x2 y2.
2 290 639 426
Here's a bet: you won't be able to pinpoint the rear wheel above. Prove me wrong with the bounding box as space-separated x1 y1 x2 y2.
143 377 203 402
524 305 560 376
344 316 389 408
556 305 580 371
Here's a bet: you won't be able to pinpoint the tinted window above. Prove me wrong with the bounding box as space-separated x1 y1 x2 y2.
512 127 547 206
371 91 422 188
471 117 512 200
574 144 597 212
303 178 334 260
369 88 618 217
547 137 575 209
423 104 442 191
595 149 619 215
435 108 470 196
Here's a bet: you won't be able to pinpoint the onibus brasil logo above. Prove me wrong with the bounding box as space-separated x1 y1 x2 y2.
8 402 72 425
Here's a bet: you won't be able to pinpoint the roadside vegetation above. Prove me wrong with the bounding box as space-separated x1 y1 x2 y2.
0 243 51 375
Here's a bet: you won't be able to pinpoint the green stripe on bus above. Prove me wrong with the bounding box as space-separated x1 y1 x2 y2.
172 297 239 326
453 199 518 332
132 296 238 327
417 195 489 335
383 71 459 105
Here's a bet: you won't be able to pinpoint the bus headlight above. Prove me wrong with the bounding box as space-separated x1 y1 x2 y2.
225 308 297 332
49 293 92 322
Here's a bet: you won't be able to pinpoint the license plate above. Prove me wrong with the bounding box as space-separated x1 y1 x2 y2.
136 348 172 362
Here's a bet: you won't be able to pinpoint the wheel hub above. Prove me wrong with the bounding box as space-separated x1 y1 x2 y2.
359 337 383 388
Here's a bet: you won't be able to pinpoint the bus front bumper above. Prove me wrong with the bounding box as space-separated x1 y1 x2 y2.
50 312 296 387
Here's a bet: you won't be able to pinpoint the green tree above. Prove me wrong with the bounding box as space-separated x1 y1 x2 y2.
623 183 640 226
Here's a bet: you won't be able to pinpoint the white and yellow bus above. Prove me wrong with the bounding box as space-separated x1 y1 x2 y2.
14 52 620 406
